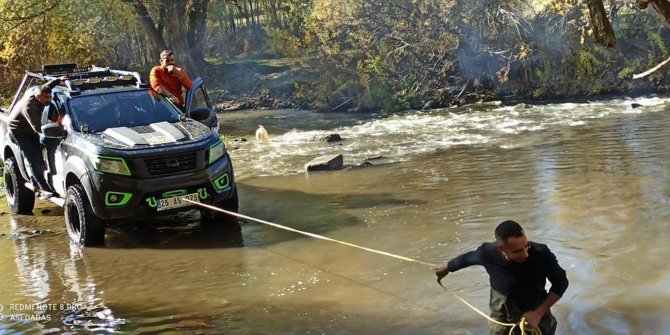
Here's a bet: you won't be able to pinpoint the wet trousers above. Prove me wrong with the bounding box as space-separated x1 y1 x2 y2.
10 133 49 191
489 288 557 335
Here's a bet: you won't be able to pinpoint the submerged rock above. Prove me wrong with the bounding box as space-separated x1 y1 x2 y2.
312 134 343 143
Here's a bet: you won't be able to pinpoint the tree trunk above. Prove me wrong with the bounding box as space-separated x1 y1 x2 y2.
586 0 616 47
163 0 197 72
269 0 279 27
187 0 209 69
248 0 255 25
226 3 237 33
120 0 167 61
157 1 167 37
232 0 250 27
638 0 670 25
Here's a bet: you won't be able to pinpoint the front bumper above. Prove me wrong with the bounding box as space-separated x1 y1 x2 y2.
85 153 235 219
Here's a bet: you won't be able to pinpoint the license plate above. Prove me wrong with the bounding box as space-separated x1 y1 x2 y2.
157 193 199 211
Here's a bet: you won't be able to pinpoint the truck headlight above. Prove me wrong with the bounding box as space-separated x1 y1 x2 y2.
90 155 131 176
208 140 225 164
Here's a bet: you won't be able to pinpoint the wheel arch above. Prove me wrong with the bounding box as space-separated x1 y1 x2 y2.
3 143 30 182
64 156 105 218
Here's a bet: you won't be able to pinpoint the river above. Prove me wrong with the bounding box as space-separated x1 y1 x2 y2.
1 96 670 334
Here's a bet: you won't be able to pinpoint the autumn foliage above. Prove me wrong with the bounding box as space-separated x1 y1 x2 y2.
2 0 670 111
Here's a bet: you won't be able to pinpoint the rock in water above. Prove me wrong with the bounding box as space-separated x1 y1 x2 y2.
305 154 344 172
312 134 343 142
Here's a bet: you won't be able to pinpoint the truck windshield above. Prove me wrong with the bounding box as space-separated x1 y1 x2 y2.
68 90 181 132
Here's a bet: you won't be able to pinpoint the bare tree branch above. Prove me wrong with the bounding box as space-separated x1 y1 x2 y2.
633 55 670 79
7 1 59 30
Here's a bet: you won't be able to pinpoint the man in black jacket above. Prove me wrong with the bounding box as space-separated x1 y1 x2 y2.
435 220 568 335
7 77 65 198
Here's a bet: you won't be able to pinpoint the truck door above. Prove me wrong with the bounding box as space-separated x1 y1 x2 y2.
184 77 218 131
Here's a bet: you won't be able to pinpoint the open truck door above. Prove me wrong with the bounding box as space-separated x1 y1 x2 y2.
184 77 219 132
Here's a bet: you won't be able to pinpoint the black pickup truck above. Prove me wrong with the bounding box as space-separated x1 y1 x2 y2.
0 64 238 246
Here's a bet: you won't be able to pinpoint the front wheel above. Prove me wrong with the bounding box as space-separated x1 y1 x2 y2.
3 157 35 215
201 186 239 224
64 184 105 246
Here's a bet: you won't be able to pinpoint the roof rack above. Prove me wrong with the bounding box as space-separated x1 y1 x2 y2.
33 63 145 93
43 63 78 75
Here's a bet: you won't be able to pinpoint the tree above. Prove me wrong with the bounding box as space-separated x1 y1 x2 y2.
119 0 209 71
119 0 167 58
589 0 670 47
587 0 616 47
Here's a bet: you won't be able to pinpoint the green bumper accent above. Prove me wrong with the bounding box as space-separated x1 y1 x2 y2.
198 187 208 200
213 173 230 191
105 191 133 207
146 197 157 208
162 189 188 198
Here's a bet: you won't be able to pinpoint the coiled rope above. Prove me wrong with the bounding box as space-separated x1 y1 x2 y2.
184 199 541 335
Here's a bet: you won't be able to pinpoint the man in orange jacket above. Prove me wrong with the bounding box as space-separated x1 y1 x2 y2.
149 49 193 109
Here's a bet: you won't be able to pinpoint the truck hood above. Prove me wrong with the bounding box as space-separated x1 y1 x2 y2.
84 121 213 149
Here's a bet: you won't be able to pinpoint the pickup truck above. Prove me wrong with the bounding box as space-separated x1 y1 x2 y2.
0 64 238 246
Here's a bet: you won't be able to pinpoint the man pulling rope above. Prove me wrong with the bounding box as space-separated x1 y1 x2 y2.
435 220 568 335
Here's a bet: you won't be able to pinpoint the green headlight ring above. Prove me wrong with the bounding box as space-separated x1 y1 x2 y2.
213 173 230 191
92 155 131 176
105 191 133 207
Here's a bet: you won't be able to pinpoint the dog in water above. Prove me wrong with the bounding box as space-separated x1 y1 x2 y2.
255 124 269 142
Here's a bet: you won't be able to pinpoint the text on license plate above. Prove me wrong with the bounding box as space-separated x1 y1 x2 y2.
157 193 199 211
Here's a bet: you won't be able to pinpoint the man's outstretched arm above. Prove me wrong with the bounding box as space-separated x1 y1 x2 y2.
434 247 483 285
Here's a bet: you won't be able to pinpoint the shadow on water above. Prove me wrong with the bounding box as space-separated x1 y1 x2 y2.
83 182 424 249
237 183 427 247
2 181 423 251
102 210 245 249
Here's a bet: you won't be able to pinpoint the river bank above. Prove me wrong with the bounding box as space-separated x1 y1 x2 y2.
202 54 670 115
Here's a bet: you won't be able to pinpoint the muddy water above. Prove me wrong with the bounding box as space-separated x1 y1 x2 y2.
2 96 670 334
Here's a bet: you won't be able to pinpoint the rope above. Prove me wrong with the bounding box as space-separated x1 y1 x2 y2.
183 199 542 334
440 284 541 335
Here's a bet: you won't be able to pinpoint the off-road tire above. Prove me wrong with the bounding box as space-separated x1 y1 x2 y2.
201 186 239 224
3 157 35 215
64 184 105 246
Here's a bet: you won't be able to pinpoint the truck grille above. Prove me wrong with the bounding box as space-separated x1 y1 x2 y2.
144 152 197 176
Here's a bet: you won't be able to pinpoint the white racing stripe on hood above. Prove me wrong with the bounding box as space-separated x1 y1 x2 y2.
104 122 185 147
150 121 186 142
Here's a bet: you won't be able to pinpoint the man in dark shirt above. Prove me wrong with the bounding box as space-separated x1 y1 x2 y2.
434 220 568 335
7 77 65 198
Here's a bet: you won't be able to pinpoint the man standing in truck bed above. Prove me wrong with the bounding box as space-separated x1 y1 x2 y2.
7 77 65 198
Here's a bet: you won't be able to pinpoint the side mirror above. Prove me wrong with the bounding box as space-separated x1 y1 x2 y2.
189 106 211 121
42 122 67 138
